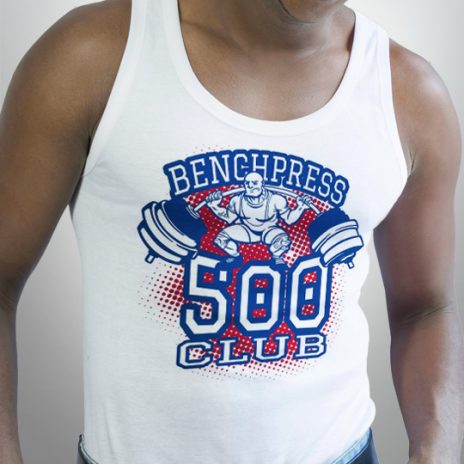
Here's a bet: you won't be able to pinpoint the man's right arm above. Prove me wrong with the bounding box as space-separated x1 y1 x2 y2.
205 191 238 223
0 1 130 461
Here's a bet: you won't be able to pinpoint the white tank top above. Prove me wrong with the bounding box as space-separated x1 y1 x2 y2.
69 0 408 462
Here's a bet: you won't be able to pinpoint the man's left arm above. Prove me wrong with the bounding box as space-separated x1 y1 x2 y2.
374 41 464 463
280 195 311 225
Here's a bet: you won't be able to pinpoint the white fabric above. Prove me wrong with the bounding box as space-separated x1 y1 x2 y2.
69 1 408 463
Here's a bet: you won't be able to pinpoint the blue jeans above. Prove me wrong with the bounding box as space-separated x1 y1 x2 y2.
332 427 379 463
77 427 379 464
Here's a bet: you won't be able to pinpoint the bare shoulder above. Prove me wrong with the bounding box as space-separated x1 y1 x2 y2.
23 0 132 84
6 0 131 140
389 39 461 175
50 0 131 70
0 1 132 289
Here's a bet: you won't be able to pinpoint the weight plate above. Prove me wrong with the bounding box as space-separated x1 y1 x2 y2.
311 220 359 251
321 236 364 266
307 208 350 243
143 204 190 257
157 203 198 249
317 228 360 256
164 198 207 242
137 223 183 264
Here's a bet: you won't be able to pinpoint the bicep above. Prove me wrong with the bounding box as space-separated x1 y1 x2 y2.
227 196 239 215
0 7 106 302
374 52 461 328
274 195 289 214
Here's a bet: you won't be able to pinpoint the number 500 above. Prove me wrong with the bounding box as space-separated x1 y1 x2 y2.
179 253 332 340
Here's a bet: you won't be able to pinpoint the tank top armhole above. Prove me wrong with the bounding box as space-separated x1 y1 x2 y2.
80 0 148 179
376 28 409 189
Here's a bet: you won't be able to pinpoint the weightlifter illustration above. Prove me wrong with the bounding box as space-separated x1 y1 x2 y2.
205 172 313 265
137 152 365 269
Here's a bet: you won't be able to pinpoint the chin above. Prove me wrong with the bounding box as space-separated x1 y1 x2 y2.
247 191 261 197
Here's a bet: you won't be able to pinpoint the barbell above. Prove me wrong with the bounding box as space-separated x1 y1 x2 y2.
137 187 363 268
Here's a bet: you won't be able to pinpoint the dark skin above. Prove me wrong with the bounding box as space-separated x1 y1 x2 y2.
0 0 462 462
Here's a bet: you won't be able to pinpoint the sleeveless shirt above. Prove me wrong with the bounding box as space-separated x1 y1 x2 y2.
69 0 408 462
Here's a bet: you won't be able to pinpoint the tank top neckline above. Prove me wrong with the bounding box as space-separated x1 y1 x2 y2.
161 0 368 137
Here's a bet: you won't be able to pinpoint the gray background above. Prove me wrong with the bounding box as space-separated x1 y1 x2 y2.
0 0 463 463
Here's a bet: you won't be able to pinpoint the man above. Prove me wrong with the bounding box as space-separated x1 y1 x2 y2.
0 1 462 464
205 172 313 265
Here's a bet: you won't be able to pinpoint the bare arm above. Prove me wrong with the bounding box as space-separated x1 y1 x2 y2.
205 191 239 223
0 1 129 461
280 195 312 225
374 41 464 463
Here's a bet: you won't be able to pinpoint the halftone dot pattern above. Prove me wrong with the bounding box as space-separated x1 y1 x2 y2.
138 180 349 380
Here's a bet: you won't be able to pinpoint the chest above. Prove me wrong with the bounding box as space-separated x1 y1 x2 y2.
180 23 351 122
240 198 275 221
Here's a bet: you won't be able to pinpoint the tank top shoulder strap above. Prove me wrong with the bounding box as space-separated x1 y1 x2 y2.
239 193 245 217
82 0 148 178
265 190 272 219
375 20 409 185
349 10 409 188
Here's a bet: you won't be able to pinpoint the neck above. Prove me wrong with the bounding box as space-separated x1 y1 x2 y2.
246 191 267 205
212 0 349 53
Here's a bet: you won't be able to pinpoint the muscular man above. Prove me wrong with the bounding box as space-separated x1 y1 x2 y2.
0 1 462 463
205 172 312 265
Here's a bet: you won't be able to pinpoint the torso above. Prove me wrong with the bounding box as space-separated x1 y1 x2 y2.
234 191 282 231
65 2 422 460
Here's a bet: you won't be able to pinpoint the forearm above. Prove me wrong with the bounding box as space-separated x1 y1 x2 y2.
282 206 305 225
0 299 22 464
390 305 464 463
208 205 236 223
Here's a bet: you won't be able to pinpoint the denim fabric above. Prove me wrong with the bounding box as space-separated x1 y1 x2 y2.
77 428 379 464
77 434 97 464
331 428 375 463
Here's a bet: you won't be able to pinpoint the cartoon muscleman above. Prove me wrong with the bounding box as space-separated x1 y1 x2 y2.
205 172 313 265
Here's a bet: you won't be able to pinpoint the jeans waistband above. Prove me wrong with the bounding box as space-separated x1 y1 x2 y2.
78 434 97 464
331 428 372 464
77 427 374 464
